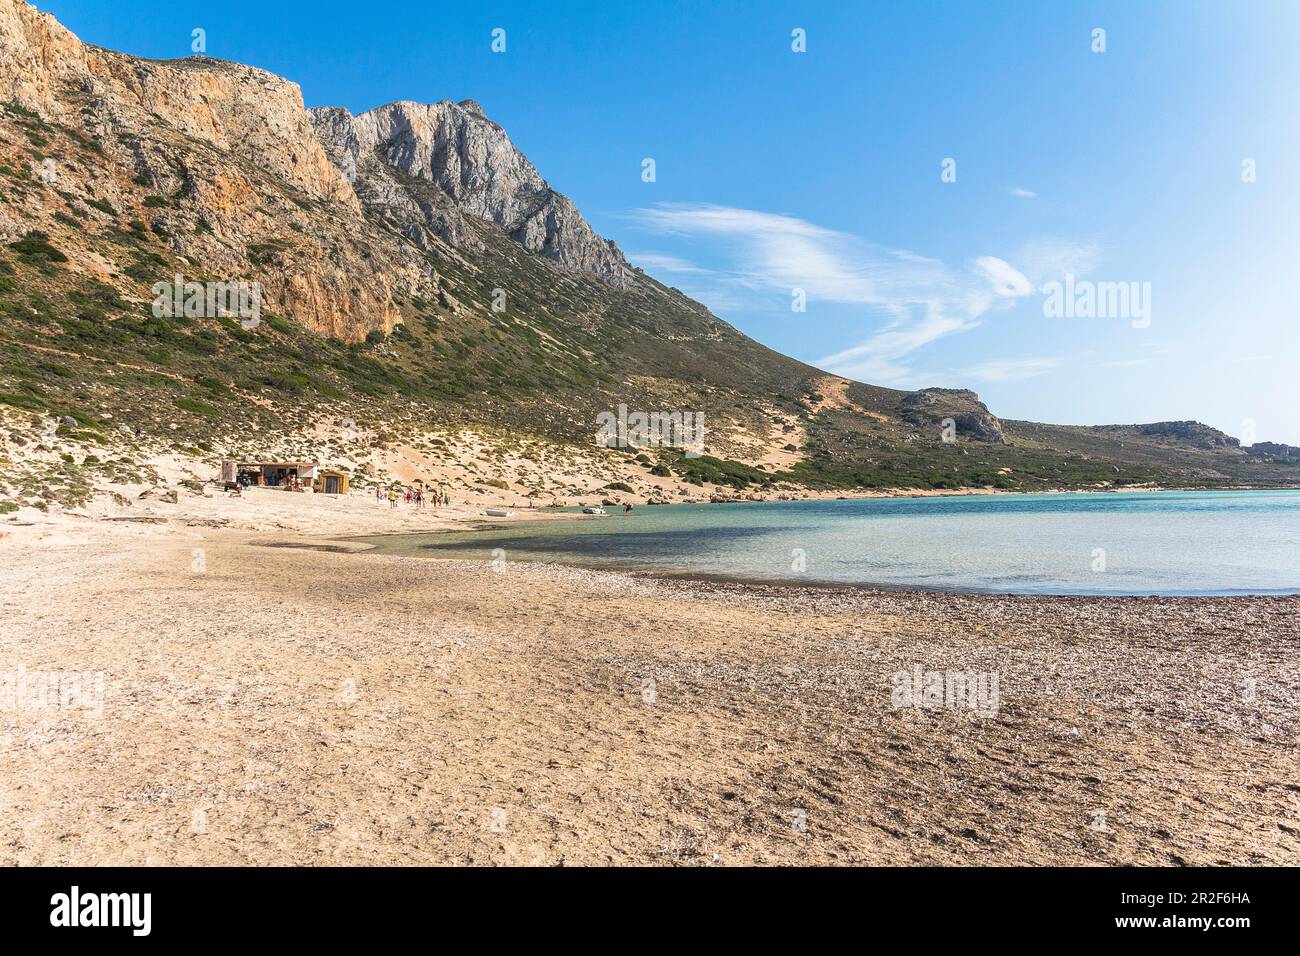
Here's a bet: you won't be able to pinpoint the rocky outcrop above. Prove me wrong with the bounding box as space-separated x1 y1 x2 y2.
0 0 449 338
0 1 351 205
1246 441 1299 460
901 388 1006 443
1093 421 1240 449
310 100 633 285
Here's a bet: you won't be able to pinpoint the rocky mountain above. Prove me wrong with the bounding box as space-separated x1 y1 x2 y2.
900 388 1007 444
310 100 633 284
0 0 1296 507
0 0 442 338
1091 421 1240 449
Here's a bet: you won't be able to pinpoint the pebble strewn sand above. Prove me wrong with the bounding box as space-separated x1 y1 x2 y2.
1 491 1298 865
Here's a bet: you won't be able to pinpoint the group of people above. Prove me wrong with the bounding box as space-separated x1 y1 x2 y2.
376 484 450 510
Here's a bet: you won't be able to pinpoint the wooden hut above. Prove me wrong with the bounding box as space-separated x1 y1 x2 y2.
315 470 349 495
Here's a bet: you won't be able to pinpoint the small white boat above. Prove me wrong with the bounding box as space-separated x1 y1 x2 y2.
581 506 606 515
484 508 514 517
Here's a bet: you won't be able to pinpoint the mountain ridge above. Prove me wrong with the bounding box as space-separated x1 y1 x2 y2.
0 0 1295 511
308 98 634 284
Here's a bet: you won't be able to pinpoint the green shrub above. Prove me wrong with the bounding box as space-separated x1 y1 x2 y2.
174 397 217 417
2 102 40 119
0 391 47 414
8 231 67 265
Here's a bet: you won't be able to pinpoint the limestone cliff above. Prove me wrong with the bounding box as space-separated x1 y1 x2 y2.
0 0 439 338
310 99 633 285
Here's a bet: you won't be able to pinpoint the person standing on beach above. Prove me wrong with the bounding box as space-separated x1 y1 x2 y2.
388 489 398 509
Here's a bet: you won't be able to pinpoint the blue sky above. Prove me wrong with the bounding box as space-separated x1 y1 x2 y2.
39 0 1300 443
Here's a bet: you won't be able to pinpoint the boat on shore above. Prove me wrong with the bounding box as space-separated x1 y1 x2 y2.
484 508 514 517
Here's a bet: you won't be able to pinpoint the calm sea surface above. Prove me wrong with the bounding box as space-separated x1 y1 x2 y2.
355 490 1300 596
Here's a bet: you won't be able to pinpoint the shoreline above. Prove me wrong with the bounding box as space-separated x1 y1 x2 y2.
338 487 1300 600
340 535 1300 600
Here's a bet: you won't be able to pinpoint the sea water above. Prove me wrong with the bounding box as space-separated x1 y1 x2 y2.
357 490 1300 596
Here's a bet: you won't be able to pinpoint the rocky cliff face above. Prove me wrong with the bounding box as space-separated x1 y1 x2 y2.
1093 421 1240 449
309 99 633 285
1246 441 1298 460
901 388 1007 443
0 1 350 204
0 0 444 338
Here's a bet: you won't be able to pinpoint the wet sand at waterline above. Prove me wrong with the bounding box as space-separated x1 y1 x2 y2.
1 493 1298 865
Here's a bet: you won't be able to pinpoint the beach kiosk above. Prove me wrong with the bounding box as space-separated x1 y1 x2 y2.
315 469 349 495
222 460 319 490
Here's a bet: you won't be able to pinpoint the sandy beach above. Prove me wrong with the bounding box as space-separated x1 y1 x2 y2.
2 487 1298 866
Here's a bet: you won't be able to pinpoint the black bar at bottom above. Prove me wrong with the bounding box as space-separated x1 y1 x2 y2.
0 866 1283 942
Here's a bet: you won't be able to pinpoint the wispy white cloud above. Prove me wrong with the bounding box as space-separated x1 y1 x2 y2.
974 255 1034 297
889 249 944 266
629 202 1039 386
626 251 709 274
1008 186 1038 199
625 246 768 312
1015 237 1102 287
1096 357 1153 368
958 357 1062 383
630 204 905 303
